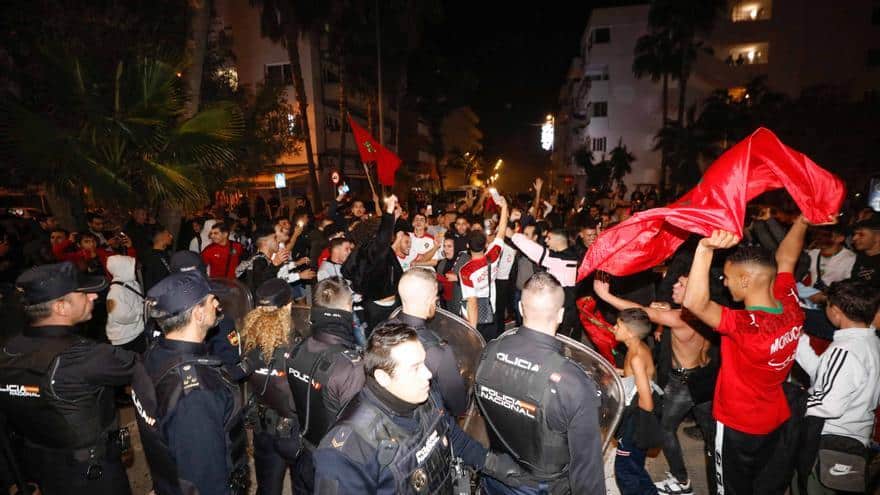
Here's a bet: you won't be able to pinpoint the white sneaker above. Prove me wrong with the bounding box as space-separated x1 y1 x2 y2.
654 472 693 495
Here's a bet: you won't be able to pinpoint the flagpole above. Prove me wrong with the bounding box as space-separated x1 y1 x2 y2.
362 161 379 200
375 0 384 147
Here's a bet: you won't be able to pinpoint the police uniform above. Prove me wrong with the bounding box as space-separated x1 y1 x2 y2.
474 326 605 494
0 262 136 495
243 278 301 495
287 305 365 493
131 271 249 495
313 378 500 495
384 313 469 416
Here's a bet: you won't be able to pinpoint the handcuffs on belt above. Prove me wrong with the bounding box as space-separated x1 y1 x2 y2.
84 427 131 480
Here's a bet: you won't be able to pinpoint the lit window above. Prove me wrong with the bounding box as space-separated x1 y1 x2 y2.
724 43 770 65
591 137 606 152
731 1 771 22
728 86 747 102
287 113 298 134
592 102 608 118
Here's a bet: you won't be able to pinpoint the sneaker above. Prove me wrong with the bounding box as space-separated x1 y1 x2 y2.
655 472 693 495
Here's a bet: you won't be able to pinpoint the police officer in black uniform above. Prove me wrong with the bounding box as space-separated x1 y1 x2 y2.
0 262 136 494
384 267 469 416
240 278 301 495
475 272 605 494
313 321 523 494
131 271 249 494
287 277 365 493
168 251 246 381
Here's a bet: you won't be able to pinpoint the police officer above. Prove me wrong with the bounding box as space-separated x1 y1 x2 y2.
287 277 365 493
168 250 246 380
241 278 300 495
475 272 605 494
131 271 249 494
0 262 136 494
313 321 522 494
384 267 469 416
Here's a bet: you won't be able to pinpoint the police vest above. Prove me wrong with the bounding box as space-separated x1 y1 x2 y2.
131 353 248 495
339 390 453 494
474 333 570 486
287 340 360 448
0 335 111 450
247 345 298 437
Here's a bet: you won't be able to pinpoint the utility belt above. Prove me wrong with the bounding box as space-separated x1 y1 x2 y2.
23 427 130 479
513 469 569 494
669 366 700 382
255 405 295 439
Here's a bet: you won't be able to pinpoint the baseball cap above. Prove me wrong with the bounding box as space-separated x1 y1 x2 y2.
146 271 215 319
170 250 207 275
15 262 107 305
255 278 292 307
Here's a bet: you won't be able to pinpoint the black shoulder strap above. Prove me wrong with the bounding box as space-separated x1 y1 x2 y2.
111 281 144 298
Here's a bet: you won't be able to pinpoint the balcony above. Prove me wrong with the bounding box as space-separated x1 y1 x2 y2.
722 42 770 66
730 1 772 22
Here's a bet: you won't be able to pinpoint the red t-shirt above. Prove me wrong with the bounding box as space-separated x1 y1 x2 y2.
201 242 244 279
713 272 805 434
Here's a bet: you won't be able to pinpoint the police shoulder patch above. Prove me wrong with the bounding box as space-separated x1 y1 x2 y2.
329 427 352 449
341 348 362 363
227 331 240 346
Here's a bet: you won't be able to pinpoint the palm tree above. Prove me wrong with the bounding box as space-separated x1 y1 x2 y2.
633 28 676 191
0 54 243 221
252 0 331 212
608 138 635 187
182 0 212 119
653 105 722 194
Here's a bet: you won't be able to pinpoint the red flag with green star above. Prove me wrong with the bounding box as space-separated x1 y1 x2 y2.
348 115 401 186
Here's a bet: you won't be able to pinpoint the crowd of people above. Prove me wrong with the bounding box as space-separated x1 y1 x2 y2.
0 176 878 495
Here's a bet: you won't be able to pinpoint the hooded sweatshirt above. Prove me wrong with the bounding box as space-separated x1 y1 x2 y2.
106 255 145 345
189 218 218 253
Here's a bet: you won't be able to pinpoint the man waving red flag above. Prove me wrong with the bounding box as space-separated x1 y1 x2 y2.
578 128 846 280
348 115 401 186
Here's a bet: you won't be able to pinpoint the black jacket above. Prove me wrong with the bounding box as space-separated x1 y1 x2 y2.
345 213 402 302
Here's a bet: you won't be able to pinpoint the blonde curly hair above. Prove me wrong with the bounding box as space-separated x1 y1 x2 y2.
242 304 292 357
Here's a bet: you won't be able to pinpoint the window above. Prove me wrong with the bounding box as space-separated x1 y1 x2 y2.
325 115 341 131
591 27 610 44
592 101 608 118
591 137 606 152
724 43 770 65
266 63 293 86
868 49 880 68
731 1 772 22
586 66 609 81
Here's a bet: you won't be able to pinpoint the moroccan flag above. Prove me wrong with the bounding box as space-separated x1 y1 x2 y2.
577 296 617 365
578 127 846 280
348 115 401 186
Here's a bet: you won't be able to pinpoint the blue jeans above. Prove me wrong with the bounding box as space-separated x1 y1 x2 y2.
481 476 551 495
615 436 658 495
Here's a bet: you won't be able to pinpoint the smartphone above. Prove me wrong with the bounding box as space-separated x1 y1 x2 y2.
297 220 305 228
489 188 502 203
341 183 350 194
426 204 433 216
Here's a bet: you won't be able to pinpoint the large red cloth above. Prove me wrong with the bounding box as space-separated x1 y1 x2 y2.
578 128 846 280
576 296 617 365
348 115 401 186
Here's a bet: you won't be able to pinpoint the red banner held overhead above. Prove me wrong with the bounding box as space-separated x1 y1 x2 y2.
578 127 846 280
348 115 401 186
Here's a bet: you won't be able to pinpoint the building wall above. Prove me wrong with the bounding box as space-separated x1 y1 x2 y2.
559 0 880 193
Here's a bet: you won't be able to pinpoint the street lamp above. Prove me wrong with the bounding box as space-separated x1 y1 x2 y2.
541 115 554 151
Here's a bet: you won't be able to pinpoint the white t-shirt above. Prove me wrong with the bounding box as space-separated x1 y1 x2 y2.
494 241 517 280
807 248 857 287
458 238 503 319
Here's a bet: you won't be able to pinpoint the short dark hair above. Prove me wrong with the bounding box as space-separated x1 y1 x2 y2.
211 222 230 234
328 237 349 252
618 308 652 338
363 322 420 378
726 245 777 270
467 230 486 252
86 213 104 224
826 280 880 325
77 232 98 244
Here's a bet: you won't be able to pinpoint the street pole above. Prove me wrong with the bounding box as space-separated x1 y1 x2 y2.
375 0 384 148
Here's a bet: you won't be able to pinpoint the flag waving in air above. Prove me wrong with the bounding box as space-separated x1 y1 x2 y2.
578 127 846 280
348 115 401 186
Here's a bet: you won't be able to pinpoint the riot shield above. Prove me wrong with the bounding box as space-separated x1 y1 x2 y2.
290 304 313 340
210 278 254 330
555 334 626 451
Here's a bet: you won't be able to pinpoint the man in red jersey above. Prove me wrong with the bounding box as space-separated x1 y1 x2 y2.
201 222 244 279
683 215 820 495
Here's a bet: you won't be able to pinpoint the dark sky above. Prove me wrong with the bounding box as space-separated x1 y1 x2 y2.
428 2 593 187
418 1 646 189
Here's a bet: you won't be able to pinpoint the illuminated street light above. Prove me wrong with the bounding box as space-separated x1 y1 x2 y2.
494 159 503 171
541 115 554 151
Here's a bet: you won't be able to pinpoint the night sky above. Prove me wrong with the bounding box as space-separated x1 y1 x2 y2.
429 1 591 187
